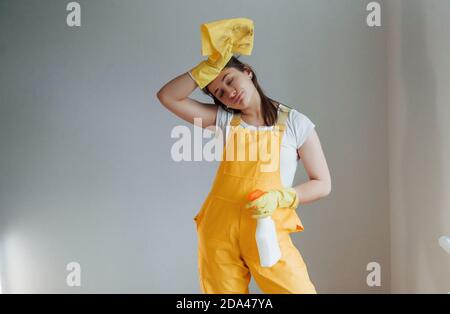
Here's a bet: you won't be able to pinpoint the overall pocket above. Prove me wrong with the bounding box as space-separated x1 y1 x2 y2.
223 160 259 179
222 129 261 179
193 197 214 231
272 208 305 234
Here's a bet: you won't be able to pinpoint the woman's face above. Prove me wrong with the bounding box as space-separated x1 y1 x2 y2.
207 67 256 110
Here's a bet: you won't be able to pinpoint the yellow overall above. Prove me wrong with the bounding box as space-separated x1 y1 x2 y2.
193 104 317 294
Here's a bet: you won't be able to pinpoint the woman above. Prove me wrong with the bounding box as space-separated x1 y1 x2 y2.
157 19 331 294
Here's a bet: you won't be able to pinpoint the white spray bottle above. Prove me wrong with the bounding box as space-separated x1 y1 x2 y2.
248 190 281 267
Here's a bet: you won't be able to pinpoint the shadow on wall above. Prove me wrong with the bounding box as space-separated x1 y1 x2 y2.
399 0 448 293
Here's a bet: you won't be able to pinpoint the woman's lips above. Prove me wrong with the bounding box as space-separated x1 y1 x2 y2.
234 91 244 104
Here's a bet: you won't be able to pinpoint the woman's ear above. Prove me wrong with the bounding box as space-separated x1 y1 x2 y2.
244 68 253 79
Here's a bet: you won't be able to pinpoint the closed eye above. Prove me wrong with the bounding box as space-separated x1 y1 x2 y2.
219 78 233 98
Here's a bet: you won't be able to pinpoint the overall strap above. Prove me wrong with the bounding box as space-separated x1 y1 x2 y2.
230 112 241 126
229 104 291 130
275 104 291 132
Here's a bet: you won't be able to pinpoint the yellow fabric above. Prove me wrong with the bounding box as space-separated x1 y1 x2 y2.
193 105 317 294
200 17 254 57
189 17 255 89
245 187 299 219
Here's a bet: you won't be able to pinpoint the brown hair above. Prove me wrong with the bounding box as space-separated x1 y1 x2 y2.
201 56 279 126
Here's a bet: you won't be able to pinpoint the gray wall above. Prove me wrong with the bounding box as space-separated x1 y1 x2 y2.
1 0 391 293
386 0 450 293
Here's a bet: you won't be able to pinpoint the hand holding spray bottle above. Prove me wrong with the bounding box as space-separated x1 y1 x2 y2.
247 190 281 267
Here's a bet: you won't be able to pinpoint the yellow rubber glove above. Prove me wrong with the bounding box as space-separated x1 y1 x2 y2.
189 17 254 89
245 188 299 219
189 46 234 89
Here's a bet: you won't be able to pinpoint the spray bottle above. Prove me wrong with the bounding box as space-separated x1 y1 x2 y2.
247 190 281 267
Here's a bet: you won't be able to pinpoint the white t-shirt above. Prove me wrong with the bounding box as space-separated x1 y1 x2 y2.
214 104 316 187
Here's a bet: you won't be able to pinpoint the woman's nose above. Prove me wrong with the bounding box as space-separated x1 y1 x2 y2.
227 88 237 99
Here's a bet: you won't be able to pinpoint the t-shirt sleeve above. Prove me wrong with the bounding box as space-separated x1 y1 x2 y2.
290 110 316 149
215 105 229 133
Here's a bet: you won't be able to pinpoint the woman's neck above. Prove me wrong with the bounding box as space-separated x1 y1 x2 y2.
240 97 278 127
241 93 264 126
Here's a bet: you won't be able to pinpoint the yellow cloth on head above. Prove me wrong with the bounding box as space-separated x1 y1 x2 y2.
189 17 254 89
200 17 254 57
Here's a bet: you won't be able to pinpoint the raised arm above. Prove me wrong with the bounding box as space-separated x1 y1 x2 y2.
156 72 218 128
